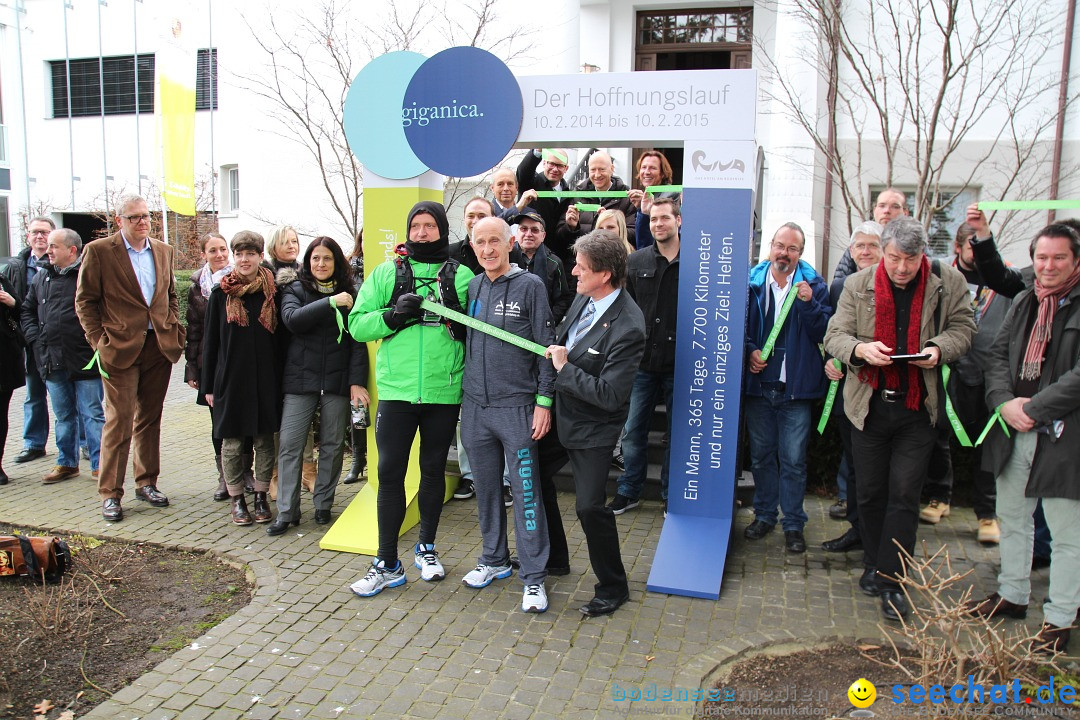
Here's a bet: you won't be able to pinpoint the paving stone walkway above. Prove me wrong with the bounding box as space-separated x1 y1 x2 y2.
2 364 1034 719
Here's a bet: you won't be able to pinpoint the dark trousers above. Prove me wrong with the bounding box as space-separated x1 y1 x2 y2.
0 387 12 465
837 417 860 532
922 381 997 518
852 396 936 591
568 445 628 600
374 401 458 565
536 423 571 570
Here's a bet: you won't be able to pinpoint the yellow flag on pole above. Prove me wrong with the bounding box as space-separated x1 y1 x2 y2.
156 9 197 216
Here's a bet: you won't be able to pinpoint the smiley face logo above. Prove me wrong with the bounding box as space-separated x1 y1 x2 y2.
848 678 876 708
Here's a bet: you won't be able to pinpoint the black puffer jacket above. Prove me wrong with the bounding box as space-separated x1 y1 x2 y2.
21 260 96 379
556 176 637 249
279 269 368 396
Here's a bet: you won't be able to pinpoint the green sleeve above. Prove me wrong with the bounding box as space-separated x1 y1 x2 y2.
348 261 396 342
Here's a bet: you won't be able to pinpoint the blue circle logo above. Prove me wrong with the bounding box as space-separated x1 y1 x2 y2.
344 47 523 180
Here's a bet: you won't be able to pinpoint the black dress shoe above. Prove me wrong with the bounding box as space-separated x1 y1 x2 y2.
580 594 629 617
266 516 301 536
822 527 863 553
0 468 8 485
135 485 169 507
784 530 806 553
102 498 123 521
743 519 775 540
314 509 332 525
14 448 46 463
881 590 909 621
859 567 880 596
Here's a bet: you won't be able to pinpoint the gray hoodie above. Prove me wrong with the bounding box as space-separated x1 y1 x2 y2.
463 265 556 407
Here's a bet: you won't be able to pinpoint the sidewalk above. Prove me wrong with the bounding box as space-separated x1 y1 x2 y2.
2 364 1016 719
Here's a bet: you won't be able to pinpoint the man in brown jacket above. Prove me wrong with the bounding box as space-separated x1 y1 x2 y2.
824 217 974 622
75 196 186 522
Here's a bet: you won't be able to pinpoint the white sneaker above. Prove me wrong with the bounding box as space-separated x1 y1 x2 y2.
414 543 445 582
350 559 406 597
462 563 513 588
522 583 548 613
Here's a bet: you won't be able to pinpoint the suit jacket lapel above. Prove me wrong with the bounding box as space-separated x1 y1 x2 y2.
151 240 171 304
568 293 622 361
557 295 587 344
110 234 146 304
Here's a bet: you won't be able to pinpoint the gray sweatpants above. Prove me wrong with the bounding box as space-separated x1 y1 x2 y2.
461 399 549 585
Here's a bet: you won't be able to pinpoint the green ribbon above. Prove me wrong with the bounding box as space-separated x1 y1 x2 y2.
82 350 110 379
542 149 568 165
575 203 602 212
760 286 798 361
816 359 841 435
940 365 972 447
534 185 684 200
419 299 547 357
975 403 1011 446
328 297 345 343
978 200 1080 211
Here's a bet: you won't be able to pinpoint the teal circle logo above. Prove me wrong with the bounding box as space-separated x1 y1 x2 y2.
344 48 523 180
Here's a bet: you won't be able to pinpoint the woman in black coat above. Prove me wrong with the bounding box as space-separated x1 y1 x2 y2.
185 231 256 501
266 237 369 535
0 273 26 484
202 231 282 526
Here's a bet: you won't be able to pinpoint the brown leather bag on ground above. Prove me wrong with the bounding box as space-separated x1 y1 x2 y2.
0 535 71 583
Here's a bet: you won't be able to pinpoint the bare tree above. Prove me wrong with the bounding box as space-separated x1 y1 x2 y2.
239 0 534 243
760 0 1074 251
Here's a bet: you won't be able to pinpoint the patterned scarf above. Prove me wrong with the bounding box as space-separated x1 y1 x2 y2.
859 257 930 411
1021 261 1080 380
198 262 232 299
218 266 277 333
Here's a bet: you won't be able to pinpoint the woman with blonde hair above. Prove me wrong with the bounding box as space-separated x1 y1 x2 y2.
266 225 301 272
595 209 634 255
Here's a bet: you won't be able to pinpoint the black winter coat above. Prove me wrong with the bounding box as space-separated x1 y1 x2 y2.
556 176 637 249
280 280 368 396
185 266 211 405
201 287 282 439
522 243 573 325
0 274 26 392
21 261 96 380
626 244 679 373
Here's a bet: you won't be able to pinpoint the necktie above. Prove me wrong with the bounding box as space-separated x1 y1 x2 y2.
569 300 596 350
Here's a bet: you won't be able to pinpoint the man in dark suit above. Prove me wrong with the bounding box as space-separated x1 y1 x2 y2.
75 195 186 522
546 228 645 616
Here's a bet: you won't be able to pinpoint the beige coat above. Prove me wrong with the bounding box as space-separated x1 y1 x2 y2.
75 232 185 370
823 262 975 430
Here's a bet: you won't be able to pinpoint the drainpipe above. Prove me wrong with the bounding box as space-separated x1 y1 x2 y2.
1048 0 1076 224
820 0 840 276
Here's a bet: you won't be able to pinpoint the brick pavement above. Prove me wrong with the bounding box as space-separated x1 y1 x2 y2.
1 363 1034 719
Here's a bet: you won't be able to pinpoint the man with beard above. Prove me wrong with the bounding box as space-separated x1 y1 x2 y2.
743 223 832 554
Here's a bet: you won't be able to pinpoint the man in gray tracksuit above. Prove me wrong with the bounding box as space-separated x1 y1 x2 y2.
460 216 556 613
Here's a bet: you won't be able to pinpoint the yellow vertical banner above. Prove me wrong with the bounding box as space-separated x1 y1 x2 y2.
320 182 448 556
156 8 197 216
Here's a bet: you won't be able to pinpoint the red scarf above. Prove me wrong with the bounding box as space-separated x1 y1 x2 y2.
859 257 930 411
1021 261 1080 380
218 266 277 333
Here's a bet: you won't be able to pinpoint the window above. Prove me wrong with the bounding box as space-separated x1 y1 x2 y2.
637 9 753 46
222 165 239 213
50 48 217 118
868 186 979 258
0 197 9 256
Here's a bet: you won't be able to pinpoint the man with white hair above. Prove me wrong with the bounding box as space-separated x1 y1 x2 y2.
557 151 637 252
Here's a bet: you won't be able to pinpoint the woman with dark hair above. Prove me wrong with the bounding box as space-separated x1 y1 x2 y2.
343 231 367 484
202 231 282 526
628 150 681 250
0 273 26 485
185 232 255 500
267 237 369 535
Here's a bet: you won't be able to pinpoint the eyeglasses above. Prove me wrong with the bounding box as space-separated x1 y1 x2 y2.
545 161 568 170
122 214 152 223
771 242 803 255
518 226 544 235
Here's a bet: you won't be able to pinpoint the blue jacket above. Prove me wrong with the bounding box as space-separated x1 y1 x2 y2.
745 259 831 400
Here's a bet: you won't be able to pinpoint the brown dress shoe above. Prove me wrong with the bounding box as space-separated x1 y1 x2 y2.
134 484 170 507
1034 623 1071 654
252 491 273 523
42 465 80 484
231 495 253 526
966 592 1028 619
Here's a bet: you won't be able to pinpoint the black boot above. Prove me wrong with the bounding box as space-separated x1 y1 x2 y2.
241 453 255 494
252 491 273 523
213 455 229 501
230 495 253 526
343 427 366 485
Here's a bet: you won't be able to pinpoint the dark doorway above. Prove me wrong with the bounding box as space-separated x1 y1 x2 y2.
62 213 109 244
